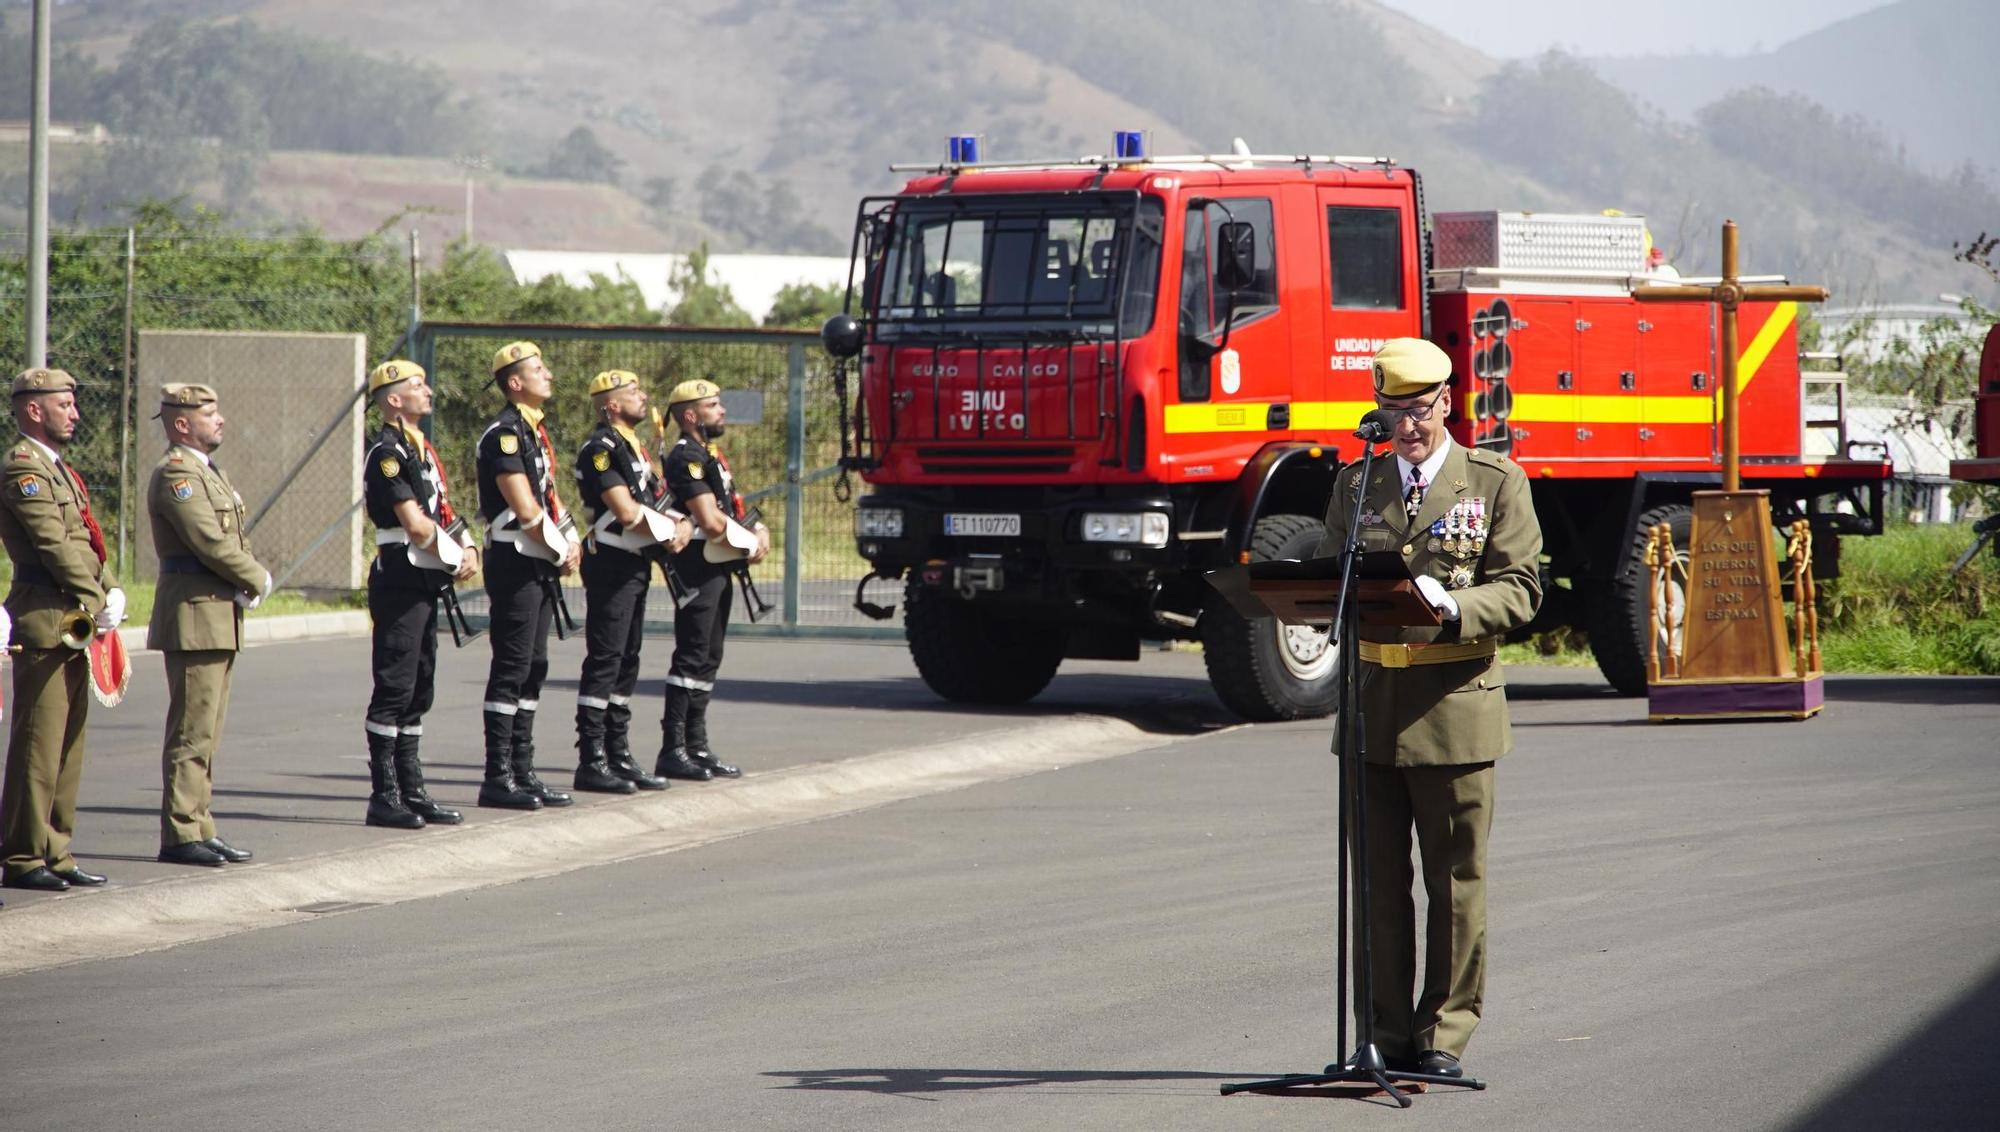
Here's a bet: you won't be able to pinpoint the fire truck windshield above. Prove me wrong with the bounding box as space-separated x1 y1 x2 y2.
873 193 1163 339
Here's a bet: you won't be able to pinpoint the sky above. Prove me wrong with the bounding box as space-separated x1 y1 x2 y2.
1371 0 1891 58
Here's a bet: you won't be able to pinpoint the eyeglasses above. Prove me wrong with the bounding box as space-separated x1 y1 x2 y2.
1378 385 1447 424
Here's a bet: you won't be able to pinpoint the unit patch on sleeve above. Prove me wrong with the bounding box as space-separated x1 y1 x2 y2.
498 433 520 455
171 479 193 501
686 461 703 477
378 457 400 479
592 450 611 472
17 476 39 497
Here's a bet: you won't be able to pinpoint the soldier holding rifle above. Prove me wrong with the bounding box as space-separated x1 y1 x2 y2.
476 342 579 810
570 369 687 794
657 378 766 782
360 360 479 830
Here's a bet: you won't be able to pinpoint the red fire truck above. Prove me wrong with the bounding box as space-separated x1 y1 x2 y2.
819 137 1893 719
1948 324 2000 561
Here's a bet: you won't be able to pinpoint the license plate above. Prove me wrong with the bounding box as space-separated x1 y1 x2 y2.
944 513 1021 537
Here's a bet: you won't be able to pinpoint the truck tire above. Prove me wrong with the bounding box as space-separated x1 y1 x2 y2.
1590 502 1693 696
904 581 1064 705
1201 513 1339 721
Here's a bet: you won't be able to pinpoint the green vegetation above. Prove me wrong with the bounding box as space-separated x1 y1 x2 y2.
1504 521 2000 676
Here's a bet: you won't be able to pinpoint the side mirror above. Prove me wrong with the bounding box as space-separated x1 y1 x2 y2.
821 313 864 359
1215 221 1255 292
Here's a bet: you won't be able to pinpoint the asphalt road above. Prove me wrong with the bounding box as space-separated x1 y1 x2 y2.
0 635 1995 1132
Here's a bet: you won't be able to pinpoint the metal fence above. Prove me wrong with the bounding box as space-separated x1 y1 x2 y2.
1 228 409 580
412 321 894 636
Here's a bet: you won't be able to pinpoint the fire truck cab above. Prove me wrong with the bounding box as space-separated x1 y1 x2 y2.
822 139 1892 718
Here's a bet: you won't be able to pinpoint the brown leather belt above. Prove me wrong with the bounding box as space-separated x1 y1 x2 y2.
1359 639 1497 669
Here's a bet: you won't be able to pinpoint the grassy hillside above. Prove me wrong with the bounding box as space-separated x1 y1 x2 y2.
8 0 1992 303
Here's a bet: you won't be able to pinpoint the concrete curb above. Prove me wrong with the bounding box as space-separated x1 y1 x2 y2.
115 609 370 654
0 712 1216 978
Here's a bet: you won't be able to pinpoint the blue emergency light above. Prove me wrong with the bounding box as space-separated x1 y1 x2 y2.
949 135 980 164
1114 130 1145 160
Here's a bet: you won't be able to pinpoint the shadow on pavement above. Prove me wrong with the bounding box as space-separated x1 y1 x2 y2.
543 672 1240 736
766 1067 1254 1098
1825 675 2000 707
1780 955 2000 1131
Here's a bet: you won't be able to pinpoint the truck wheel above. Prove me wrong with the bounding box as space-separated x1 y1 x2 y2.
1590 502 1693 696
903 581 1064 705
1201 513 1339 721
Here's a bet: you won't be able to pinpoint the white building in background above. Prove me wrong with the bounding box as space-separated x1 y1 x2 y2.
504 250 851 323
1818 301 1981 363
1807 392 1972 522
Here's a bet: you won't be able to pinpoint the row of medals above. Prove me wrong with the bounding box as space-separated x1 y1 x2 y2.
1430 499 1486 589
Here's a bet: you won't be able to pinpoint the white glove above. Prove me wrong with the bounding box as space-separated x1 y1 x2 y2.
1414 574 1460 620
0 604 12 647
98 587 126 632
235 571 273 611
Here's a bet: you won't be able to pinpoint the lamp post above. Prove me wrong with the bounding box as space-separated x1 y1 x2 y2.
454 154 490 244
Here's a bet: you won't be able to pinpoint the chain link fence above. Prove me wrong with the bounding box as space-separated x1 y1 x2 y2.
414 321 892 635
1 227 408 582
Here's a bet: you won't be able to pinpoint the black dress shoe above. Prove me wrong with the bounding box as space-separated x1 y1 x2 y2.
158 841 227 868
202 838 253 863
654 747 713 781
1416 1050 1463 1078
689 749 742 778
4 865 70 891
51 866 107 886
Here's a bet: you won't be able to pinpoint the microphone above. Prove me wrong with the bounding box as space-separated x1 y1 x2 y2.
1353 408 1398 443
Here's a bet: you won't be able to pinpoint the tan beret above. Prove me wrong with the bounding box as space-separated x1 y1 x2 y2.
11 367 76 397
159 383 219 411
588 369 639 397
492 341 542 375
369 360 425 393
666 378 721 406
1372 338 1451 399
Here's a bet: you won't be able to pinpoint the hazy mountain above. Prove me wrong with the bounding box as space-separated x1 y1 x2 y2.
7 0 1991 305
1587 0 1997 178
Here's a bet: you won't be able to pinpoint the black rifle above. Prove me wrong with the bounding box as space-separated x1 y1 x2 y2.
725 507 776 623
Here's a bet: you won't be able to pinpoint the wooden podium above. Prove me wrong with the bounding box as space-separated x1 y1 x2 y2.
1635 221 1827 723
1209 554 1442 630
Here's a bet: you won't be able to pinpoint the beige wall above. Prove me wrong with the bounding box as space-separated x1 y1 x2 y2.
135 330 366 591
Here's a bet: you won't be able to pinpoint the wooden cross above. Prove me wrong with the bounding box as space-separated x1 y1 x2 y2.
1633 220 1828 491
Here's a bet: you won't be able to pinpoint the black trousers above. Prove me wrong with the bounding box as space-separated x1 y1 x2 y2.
663 556 732 747
577 548 650 746
484 543 555 719
365 563 438 737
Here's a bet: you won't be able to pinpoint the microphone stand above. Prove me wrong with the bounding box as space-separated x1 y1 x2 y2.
1223 418 1486 1105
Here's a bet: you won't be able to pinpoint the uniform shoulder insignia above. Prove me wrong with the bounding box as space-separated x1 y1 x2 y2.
171 479 194 501
498 432 520 455
592 450 611 472
379 457 401 479
686 460 704 477
17 475 40 497
166 452 185 464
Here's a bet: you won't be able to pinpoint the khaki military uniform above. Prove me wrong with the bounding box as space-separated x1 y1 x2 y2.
1317 437 1543 1061
146 444 267 848
0 437 111 881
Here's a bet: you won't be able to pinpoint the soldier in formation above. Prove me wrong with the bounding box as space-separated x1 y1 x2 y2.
146 383 272 867
571 369 683 794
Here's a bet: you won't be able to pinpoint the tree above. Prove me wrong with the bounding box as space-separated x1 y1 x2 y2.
763 281 846 329
665 245 753 327
537 126 625 186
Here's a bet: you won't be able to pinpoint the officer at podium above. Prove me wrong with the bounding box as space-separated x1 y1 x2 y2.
1317 337 1543 1080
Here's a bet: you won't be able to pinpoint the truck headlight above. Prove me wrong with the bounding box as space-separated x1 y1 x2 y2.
1080 511 1169 547
855 507 905 538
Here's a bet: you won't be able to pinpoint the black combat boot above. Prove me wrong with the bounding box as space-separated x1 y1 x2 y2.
365 729 425 829
654 695 711 781
395 731 463 825
511 709 573 807
685 694 741 778
604 703 668 791
576 738 638 794
477 710 541 810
